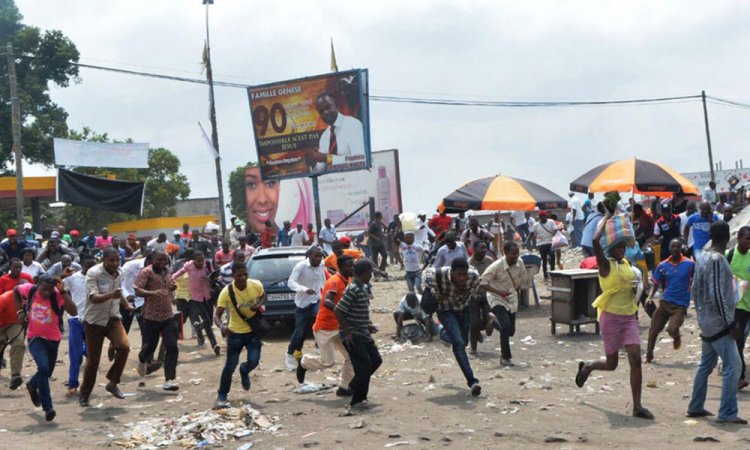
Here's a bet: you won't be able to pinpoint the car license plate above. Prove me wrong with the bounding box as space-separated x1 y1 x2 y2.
267 293 294 301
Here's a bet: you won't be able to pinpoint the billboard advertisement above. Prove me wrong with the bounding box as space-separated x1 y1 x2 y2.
240 150 401 234
682 168 750 194
247 69 371 180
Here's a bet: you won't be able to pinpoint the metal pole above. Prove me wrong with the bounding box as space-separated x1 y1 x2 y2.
701 90 715 183
205 3 227 236
7 43 23 227
312 175 322 235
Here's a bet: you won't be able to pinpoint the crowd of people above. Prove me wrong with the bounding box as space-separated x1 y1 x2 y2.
0 188 748 425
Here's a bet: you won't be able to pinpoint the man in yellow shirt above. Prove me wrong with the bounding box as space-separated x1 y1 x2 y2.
213 262 265 408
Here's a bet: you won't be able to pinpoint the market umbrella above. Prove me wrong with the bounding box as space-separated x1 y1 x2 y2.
569 158 698 197
438 175 568 213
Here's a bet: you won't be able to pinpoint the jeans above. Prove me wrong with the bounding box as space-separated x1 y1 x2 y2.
186 300 217 347
218 332 262 397
538 244 555 277
287 303 319 356
468 294 491 352
80 318 130 399
344 334 382 405
688 334 742 420
28 338 59 412
139 316 180 381
736 309 750 381
491 305 516 360
405 271 422 294
438 308 478 387
67 318 86 389
370 244 388 271
573 219 584 248
516 223 529 244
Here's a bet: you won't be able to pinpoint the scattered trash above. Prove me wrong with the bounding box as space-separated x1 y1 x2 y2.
423 384 435 391
683 419 699 425
293 382 336 394
349 418 366 429
237 443 254 450
381 342 424 354
510 399 533 405
188 378 204 386
520 336 537 345
646 381 658 388
385 441 416 447
112 405 273 449
693 436 720 442
544 436 568 443
388 433 402 438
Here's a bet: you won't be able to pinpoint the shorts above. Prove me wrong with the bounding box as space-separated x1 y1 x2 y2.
600 310 640 355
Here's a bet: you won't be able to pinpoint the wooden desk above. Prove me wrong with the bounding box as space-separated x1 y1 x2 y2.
549 269 600 335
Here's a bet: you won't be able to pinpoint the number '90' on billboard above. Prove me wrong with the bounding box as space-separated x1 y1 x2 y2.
247 69 371 180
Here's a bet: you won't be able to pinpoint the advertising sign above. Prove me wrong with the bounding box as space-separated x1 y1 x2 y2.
682 168 750 194
54 138 149 168
241 150 401 234
247 69 371 180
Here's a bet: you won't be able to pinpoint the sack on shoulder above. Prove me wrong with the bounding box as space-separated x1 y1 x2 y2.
420 287 438 316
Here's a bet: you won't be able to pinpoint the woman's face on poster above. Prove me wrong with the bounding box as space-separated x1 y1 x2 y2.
245 167 280 233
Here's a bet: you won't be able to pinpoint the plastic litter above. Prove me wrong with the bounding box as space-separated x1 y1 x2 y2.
293 382 336 394
112 405 272 449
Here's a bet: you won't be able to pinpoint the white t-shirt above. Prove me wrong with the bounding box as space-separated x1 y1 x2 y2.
533 220 558 246
63 272 88 319
289 229 309 246
414 219 433 247
678 211 694 247
398 295 426 319
22 261 46 279
511 211 527 227
400 242 426 272
569 196 584 220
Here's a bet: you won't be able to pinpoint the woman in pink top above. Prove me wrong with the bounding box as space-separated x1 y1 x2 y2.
172 251 220 355
14 275 77 422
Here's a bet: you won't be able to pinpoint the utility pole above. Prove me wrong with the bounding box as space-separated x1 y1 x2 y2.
701 90 715 182
7 43 24 227
204 0 227 236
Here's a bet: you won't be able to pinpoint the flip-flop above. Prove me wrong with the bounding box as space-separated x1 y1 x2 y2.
633 407 655 420
575 361 589 388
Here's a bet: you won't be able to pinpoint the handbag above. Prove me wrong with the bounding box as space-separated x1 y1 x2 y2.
228 285 271 337
551 231 569 250
420 269 445 315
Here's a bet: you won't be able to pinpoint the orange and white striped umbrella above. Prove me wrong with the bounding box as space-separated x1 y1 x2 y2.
570 158 698 197
438 175 567 213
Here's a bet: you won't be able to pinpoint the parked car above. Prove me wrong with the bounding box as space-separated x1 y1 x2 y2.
246 246 308 324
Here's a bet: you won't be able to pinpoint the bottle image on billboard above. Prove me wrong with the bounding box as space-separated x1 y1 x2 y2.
376 166 393 220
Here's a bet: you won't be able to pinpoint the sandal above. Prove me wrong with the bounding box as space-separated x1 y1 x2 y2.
575 361 589 388
633 407 655 420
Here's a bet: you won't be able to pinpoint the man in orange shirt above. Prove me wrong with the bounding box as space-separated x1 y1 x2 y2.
297 254 355 397
428 211 453 236
323 238 364 273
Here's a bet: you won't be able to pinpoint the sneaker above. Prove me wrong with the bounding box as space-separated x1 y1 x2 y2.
469 349 478 357
285 353 296 371
45 409 56 422
296 360 307 384
79 397 90 407
26 382 40 407
162 380 179 391
350 401 369 411
500 358 515 367
470 382 482 397
214 399 230 409
196 338 206 348
9 374 23 390
213 344 221 356
240 363 251 391
336 387 353 397
137 361 148 377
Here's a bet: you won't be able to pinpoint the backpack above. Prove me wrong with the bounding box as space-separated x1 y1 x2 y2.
25 285 64 329
420 268 445 315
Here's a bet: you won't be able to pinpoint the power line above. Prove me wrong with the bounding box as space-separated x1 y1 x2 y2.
707 95 750 110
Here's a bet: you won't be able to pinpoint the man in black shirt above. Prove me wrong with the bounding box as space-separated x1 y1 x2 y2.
368 212 388 274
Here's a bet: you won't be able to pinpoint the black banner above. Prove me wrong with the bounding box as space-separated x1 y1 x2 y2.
57 169 145 215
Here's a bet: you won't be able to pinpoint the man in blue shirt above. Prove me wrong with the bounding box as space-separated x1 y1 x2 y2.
0 229 27 260
277 221 292 247
685 201 719 261
645 238 695 363
580 202 605 258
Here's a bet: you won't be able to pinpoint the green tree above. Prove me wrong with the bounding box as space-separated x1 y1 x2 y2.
0 0 80 169
57 127 191 231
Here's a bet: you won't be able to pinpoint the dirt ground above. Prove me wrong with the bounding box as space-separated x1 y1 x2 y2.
3 249 750 449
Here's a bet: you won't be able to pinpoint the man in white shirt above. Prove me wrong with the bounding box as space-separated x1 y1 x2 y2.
285 246 326 370
307 93 366 174
702 181 718 206
319 219 337 254
414 212 435 259
568 193 585 248
146 233 169 253
679 201 697 250
289 223 309 247
63 257 96 396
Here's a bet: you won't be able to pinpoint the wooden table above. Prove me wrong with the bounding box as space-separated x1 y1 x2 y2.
549 269 601 335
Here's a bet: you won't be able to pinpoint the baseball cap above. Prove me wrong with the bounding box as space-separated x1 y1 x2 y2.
23 222 31 229
173 229 181 235
50 231 60 238
538 210 549 218
70 229 79 236
339 236 352 245
6 228 16 236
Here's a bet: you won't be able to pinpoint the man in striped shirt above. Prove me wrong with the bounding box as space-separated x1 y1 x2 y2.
335 259 382 411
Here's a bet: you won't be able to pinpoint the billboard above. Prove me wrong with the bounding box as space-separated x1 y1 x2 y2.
240 150 401 234
54 138 149 168
247 69 371 180
682 168 750 194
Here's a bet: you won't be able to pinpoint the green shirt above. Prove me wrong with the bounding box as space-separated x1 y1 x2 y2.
727 245 750 311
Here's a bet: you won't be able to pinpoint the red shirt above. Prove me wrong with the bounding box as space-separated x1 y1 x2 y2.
429 214 453 236
16 283 64 341
0 273 33 294
261 228 274 248
214 249 234 265
313 272 349 332
0 290 19 327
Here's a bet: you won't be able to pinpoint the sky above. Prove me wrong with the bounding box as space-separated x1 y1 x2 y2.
14 0 750 217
